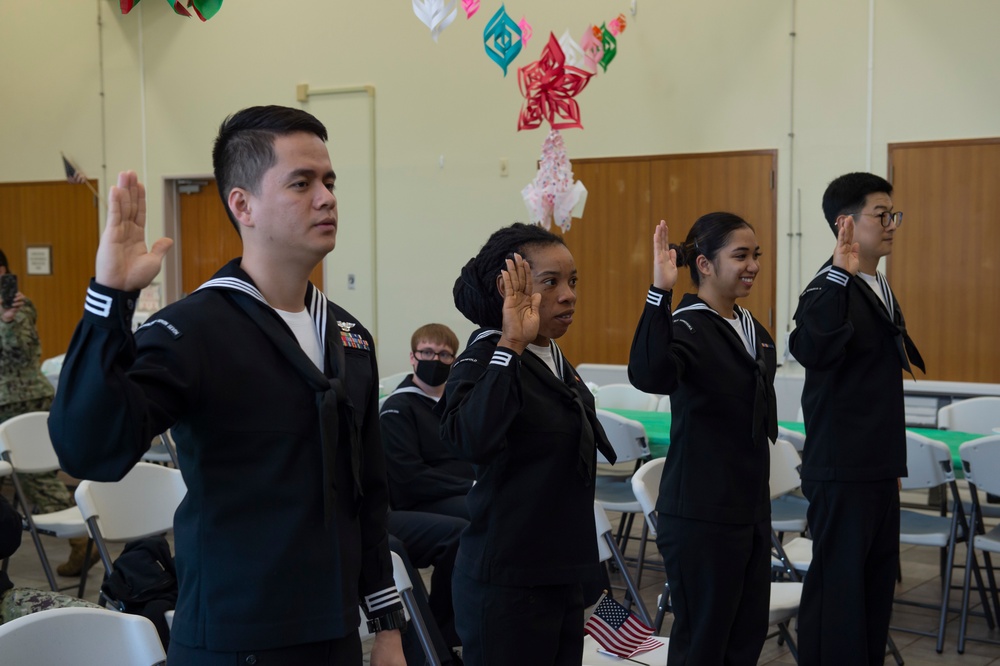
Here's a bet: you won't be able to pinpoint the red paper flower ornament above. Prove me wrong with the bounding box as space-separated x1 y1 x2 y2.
517 33 594 131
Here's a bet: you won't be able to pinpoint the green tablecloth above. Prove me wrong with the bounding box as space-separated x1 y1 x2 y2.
605 408 985 477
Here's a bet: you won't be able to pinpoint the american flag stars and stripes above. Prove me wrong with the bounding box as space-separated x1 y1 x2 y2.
584 594 661 658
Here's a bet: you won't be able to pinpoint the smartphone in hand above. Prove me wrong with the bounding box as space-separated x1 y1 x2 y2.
0 273 18 309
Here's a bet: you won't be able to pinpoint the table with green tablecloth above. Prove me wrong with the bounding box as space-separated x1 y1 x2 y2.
605 408 985 477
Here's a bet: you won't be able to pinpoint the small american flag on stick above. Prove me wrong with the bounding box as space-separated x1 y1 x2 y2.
61 153 99 197
585 593 661 658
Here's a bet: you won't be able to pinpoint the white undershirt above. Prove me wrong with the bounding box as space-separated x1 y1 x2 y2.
275 308 323 370
858 271 889 310
527 342 559 377
724 315 755 358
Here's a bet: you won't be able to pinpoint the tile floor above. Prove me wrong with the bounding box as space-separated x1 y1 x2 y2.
5 482 1000 664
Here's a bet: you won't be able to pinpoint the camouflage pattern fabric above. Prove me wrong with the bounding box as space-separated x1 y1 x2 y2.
0 396 73 515
0 297 55 408
0 587 102 625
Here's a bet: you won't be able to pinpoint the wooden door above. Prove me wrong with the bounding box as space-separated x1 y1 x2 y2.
177 180 323 297
888 139 1000 383
558 151 777 365
0 181 100 360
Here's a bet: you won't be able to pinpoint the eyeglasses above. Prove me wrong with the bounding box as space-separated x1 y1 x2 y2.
857 211 903 229
413 348 455 363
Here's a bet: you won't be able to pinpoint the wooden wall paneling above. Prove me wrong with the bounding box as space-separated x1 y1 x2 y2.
178 181 323 298
0 181 99 359
888 139 1000 383
651 151 778 337
557 160 651 365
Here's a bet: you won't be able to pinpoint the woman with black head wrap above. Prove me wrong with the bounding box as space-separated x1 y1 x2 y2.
442 223 616 665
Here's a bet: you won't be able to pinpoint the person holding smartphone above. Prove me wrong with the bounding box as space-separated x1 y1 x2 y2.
0 250 95 576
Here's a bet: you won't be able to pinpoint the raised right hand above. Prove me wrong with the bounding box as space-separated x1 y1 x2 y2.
652 220 679 291
95 171 174 292
832 216 860 276
498 253 540 354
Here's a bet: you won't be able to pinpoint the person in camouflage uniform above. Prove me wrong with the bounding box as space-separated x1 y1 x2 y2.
0 249 95 576
1 492 100 624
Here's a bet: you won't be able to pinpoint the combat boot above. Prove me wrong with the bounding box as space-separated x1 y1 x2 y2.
57 537 100 577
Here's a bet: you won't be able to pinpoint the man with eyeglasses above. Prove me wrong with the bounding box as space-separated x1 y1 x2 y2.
790 172 924 665
379 323 475 520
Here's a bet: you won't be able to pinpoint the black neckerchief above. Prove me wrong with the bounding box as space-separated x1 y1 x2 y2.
197 260 362 527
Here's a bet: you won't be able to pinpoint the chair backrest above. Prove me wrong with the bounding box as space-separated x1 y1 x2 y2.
0 460 11 477
75 463 186 542
900 432 954 490
630 458 664 536
0 411 60 473
379 371 410 397
938 397 1000 435
594 501 615 563
769 439 802 499
656 395 671 413
776 425 806 452
960 435 1000 497
0 606 166 665
595 409 650 464
595 384 658 411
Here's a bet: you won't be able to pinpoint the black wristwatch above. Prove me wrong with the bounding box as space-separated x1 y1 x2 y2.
367 608 407 633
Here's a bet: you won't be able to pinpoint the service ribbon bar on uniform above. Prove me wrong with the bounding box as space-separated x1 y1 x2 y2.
84 288 113 318
340 331 370 351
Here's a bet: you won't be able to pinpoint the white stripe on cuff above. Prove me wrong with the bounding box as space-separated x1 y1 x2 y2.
490 350 514 367
84 288 113 318
825 270 850 287
365 587 401 613
646 290 663 307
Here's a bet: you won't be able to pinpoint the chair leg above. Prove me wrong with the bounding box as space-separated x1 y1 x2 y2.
778 622 799 663
885 633 903 666
402 589 442 666
958 504 980 655
76 536 94 599
634 521 649 589
653 581 670 634
603 532 652 627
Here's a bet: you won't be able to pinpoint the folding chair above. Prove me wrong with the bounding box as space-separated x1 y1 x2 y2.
594 384 658 411
358 551 442 666
0 411 93 596
74 462 186 607
655 394 671 413
594 410 652 585
957 435 1000 654
777 425 806 453
892 431 990 652
938 397 1000 435
0 606 166 665
594 501 652 626
631 453 803 660
141 432 179 467
768 439 811 582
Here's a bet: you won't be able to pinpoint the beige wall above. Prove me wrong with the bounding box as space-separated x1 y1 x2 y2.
2 0 998 374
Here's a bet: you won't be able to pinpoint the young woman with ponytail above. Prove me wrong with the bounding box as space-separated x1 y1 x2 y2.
628 214 778 666
441 222 616 666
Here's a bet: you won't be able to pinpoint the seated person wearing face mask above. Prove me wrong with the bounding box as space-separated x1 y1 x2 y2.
379 324 475 520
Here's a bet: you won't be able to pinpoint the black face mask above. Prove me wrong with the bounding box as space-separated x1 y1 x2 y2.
415 359 451 387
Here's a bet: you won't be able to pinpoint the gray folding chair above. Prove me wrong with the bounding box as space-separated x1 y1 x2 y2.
957 436 1000 654
594 501 652 626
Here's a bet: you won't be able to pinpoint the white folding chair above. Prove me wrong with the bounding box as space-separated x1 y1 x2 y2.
358 551 442 666
379 371 411 398
74 463 186 607
141 431 179 467
957 435 1000 654
0 606 166 665
632 454 802 660
0 411 93 596
892 431 985 652
777 425 806 453
769 439 811 581
594 384 658 411
655 395 671 413
594 410 652 585
938 397 1000 435
594 501 652 626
